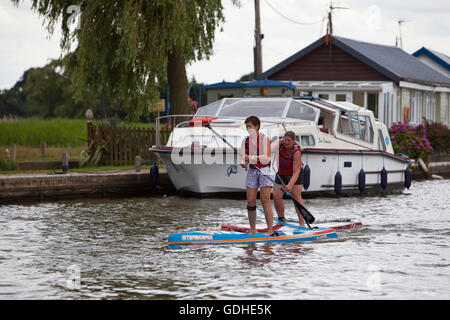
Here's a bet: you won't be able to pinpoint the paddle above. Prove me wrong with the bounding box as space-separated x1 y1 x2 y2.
258 207 318 230
205 120 315 229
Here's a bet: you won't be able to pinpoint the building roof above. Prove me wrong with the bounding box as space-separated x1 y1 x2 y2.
202 79 296 90
260 35 450 87
412 47 450 71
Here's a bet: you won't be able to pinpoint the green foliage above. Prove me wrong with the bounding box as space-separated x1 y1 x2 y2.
389 122 433 160
424 119 450 154
11 0 239 119
0 158 18 171
0 118 87 147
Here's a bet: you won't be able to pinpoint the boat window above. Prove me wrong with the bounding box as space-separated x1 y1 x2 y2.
218 100 287 118
359 115 374 143
286 101 318 121
378 129 386 152
338 112 360 139
349 112 361 139
195 100 222 117
298 134 315 147
275 134 315 147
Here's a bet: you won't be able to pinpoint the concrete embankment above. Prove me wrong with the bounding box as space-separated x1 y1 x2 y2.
1 161 450 205
0 168 174 204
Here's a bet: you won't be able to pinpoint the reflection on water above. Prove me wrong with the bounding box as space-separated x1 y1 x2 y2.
0 179 449 299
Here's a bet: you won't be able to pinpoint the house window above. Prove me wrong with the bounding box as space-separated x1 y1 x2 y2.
425 92 436 122
335 94 347 101
367 92 378 118
444 93 449 125
383 92 393 127
410 91 422 124
318 93 329 100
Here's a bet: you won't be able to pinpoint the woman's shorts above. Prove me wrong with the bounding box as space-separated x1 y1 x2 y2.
275 168 304 186
245 166 274 189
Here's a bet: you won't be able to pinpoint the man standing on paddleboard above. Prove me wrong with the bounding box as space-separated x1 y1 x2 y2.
272 131 306 227
241 116 275 236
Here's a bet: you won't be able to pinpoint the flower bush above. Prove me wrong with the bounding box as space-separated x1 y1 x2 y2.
389 122 433 160
424 119 450 154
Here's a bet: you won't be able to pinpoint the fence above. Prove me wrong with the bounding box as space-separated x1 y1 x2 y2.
87 123 171 165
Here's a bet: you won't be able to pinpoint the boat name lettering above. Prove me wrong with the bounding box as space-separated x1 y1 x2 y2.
319 137 332 144
182 235 213 241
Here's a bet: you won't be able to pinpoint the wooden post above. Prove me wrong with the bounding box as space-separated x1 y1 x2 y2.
254 0 263 78
41 142 46 159
62 152 69 167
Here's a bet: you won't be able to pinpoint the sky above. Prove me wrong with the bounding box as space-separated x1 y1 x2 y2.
1 0 449 90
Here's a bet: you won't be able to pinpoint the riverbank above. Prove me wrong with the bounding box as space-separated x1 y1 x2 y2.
1 160 450 205
0 168 174 205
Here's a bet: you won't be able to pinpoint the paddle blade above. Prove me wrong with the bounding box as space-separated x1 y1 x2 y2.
284 191 315 224
294 201 315 224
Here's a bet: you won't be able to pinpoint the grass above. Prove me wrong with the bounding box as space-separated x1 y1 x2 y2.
0 118 87 147
0 117 162 173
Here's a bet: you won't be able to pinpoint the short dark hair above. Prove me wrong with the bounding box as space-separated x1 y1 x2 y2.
244 116 260 130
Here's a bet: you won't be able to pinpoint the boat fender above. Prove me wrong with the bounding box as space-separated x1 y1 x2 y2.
404 168 412 189
380 167 388 190
303 164 311 190
334 171 342 195
358 169 366 193
150 163 159 188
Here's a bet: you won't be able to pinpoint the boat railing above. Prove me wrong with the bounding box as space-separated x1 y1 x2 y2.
154 114 314 147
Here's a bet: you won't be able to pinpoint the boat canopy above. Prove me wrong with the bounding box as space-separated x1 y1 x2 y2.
194 98 319 122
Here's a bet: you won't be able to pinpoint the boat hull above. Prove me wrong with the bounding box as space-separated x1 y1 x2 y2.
155 147 409 195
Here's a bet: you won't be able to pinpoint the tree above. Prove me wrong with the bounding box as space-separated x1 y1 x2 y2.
12 0 238 119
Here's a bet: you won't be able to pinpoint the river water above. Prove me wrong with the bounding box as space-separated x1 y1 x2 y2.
0 179 449 300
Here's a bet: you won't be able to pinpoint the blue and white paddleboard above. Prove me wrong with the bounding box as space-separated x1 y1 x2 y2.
168 227 337 245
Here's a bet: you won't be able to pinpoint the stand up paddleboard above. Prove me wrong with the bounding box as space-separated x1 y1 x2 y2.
221 219 362 232
168 227 337 245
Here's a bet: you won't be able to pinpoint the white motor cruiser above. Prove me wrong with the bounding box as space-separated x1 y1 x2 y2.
151 97 411 196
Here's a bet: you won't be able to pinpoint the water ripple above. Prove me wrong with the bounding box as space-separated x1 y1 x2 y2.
0 180 449 299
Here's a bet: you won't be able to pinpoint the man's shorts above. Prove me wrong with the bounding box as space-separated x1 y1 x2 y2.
275 168 304 186
245 166 275 189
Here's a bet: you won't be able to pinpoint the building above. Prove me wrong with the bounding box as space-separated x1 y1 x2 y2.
259 35 450 127
412 47 450 78
200 79 295 105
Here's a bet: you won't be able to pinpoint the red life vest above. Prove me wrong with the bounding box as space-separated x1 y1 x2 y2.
244 133 271 169
278 140 302 175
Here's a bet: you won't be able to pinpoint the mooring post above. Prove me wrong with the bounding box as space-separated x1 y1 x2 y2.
135 155 142 172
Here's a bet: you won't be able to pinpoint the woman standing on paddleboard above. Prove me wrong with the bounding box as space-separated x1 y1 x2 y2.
272 131 306 227
241 116 274 235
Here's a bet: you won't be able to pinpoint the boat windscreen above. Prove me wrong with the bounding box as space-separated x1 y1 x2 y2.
218 100 287 118
195 100 222 117
286 100 318 121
